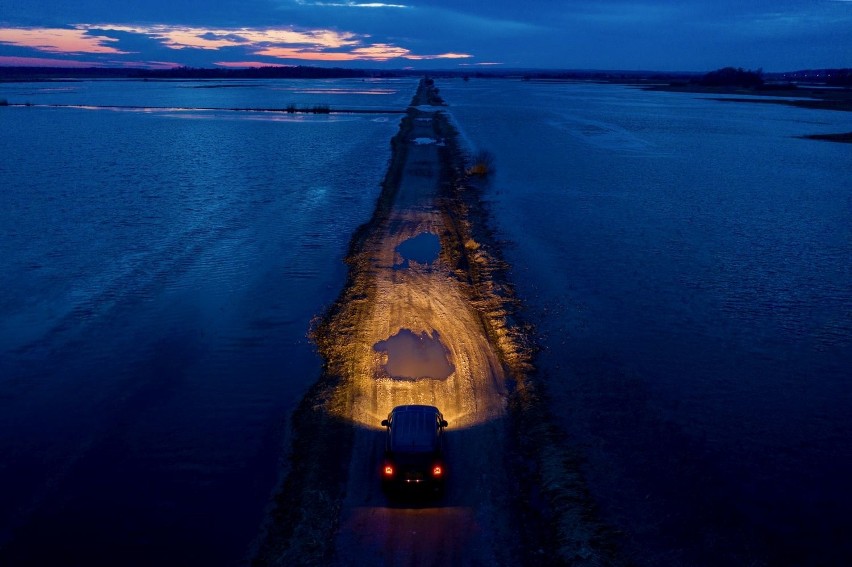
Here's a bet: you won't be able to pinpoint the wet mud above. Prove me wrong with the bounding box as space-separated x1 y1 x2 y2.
251 79 621 566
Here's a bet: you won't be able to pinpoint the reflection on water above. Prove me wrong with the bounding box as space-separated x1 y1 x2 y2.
0 77 419 111
395 232 441 268
374 329 455 380
439 78 852 566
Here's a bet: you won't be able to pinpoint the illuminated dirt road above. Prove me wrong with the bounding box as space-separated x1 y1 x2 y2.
325 87 521 564
333 134 507 431
253 80 614 567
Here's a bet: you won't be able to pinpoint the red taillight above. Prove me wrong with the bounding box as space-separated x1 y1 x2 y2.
432 465 442 477
384 465 394 476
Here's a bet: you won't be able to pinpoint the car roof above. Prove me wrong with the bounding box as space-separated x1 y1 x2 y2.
390 404 441 416
388 405 442 450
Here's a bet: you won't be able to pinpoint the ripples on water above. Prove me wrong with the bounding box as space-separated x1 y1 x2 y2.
1 77 417 110
439 78 852 566
0 78 415 565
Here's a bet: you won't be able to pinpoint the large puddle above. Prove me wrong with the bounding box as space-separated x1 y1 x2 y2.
373 329 454 380
395 233 440 268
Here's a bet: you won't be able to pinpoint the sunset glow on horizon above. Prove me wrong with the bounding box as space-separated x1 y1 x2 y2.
0 23 472 68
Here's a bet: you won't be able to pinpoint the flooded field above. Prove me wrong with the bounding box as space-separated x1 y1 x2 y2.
0 77 416 566
439 77 852 566
2 75 851 565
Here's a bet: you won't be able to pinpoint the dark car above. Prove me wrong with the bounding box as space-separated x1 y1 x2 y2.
380 405 448 494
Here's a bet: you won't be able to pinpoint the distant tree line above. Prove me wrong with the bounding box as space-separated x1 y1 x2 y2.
775 68 852 86
826 69 852 86
2 64 850 86
519 70 701 82
694 67 764 87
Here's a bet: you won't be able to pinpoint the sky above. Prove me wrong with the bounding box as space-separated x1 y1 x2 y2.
0 1 850 71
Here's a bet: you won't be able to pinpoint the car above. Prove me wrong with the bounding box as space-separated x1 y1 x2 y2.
380 405 448 494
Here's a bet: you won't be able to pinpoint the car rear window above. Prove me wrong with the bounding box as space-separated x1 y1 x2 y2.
390 410 437 450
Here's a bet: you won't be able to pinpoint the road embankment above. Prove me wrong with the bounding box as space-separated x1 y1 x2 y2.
251 79 621 566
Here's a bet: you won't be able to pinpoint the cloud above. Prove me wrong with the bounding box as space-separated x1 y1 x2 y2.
255 42 469 61
427 7 543 34
405 51 471 60
702 6 852 39
252 46 359 60
0 27 129 54
569 2 686 25
1 0 849 70
296 1 409 7
214 60 295 67
76 24 361 51
0 21 474 66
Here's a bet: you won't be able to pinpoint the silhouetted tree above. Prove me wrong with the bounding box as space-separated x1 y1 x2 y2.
826 69 852 86
696 67 764 87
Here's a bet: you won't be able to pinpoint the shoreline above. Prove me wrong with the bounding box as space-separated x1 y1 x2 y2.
636 83 852 143
250 79 621 565
638 82 852 110
797 132 852 143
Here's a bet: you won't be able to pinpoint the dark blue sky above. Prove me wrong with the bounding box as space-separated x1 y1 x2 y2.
1 0 850 70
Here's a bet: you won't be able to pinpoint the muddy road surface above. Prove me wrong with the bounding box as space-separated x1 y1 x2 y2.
252 80 616 567
330 93 518 565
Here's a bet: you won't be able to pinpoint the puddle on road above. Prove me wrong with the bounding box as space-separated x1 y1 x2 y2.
395 233 440 269
373 329 454 380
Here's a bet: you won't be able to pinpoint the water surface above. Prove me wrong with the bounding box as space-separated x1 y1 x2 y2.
374 329 454 380
439 78 852 566
0 77 415 566
395 232 441 268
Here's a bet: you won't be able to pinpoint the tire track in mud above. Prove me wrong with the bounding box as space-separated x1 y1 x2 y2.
252 79 621 567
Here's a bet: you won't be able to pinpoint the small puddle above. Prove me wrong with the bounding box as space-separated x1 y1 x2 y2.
373 329 454 380
395 232 440 269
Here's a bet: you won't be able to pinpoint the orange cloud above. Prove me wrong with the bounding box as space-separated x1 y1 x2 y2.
0 23 472 64
350 44 412 60
0 27 128 54
214 61 296 68
77 24 360 51
254 47 358 61
237 28 360 49
406 52 473 60
255 43 471 62
77 23 470 62
297 1 409 7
